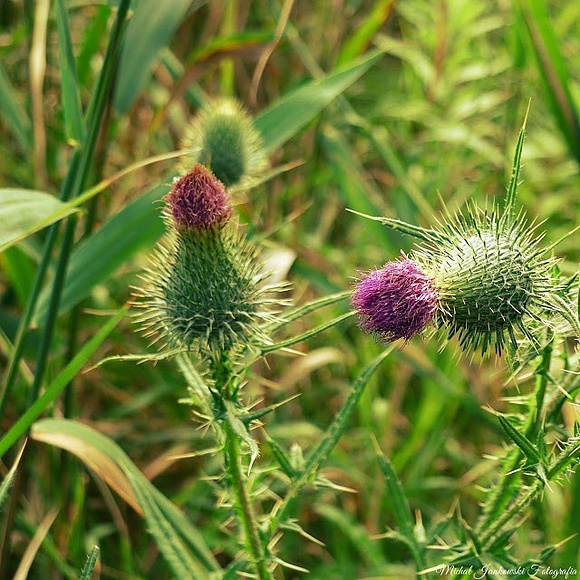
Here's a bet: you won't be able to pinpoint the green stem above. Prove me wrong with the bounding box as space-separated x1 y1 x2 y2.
479 481 539 547
208 351 269 578
27 214 78 405
223 420 270 580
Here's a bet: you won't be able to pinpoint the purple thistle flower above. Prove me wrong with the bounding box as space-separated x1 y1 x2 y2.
166 164 232 230
352 257 438 342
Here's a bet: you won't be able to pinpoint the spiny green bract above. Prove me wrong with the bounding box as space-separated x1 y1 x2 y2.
135 224 277 353
180 98 267 189
413 206 556 355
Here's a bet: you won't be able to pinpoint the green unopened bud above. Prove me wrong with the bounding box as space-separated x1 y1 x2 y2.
180 98 267 189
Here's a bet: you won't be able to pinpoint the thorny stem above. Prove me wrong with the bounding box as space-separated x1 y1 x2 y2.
211 352 270 579
223 419 270 580
475 335 553 535
479 481 539 547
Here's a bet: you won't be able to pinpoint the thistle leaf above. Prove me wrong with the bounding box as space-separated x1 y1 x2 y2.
497 415 542 465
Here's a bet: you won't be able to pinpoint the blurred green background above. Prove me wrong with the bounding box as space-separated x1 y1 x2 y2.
1 0 579 577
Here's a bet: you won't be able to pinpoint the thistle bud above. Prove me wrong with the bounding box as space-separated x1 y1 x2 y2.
166 164 232 230
180 98 267 188
135 165 278 353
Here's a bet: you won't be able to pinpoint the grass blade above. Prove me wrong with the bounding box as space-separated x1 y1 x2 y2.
0 189 79 253
34 182 169 324
127 469 210 578
0 62 31 150
30 418 222 576
516 0 580 163
55 0 85 144
0 306 128 459
114 0 193 113
255 50 383 153
336 0 395 66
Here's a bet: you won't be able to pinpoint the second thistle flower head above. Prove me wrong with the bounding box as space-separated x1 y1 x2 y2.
352 207 565 355
351 119 579 356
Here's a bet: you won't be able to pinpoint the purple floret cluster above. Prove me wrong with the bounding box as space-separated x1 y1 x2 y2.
166 164 232 230
352 257 438 342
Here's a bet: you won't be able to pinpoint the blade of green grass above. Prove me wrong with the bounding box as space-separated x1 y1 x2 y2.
0 151 180 257
77 5 110 86
0 305 128 459
516 0 580 164
30 418 222 576
0 446 24 511
0 246 37 309
0 61 31 150
114 0 193 113
255 50 383 153
55 0 85 144
34 182 169 325
0 189 80 253
267 290 351 333
336 0 395 66
127 469 212 578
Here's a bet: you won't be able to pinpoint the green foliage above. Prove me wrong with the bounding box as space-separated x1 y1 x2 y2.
1 1 580 578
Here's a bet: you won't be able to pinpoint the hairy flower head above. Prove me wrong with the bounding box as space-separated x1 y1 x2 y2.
166 164 232 230
180 98 267 188
352 258 438 342
135 225 276 353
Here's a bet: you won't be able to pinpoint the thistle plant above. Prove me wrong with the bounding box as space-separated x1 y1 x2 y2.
351 113 580 574
133 153 278 576
352 115 580 357
134 163 280 356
